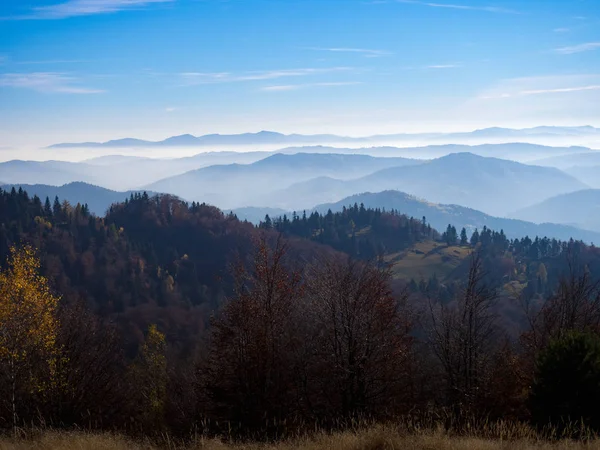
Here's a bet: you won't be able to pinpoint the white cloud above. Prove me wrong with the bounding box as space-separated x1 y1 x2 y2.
554 42 600 54
395 0 519 14
165 107 178 112
307 47 391 58
179 67 355 85
553 28 570 33
261 82 362 92
10 0 174 19
0 72 104 94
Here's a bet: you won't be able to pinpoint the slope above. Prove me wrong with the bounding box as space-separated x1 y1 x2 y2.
146 153 422 208
511 189 600 233
313 190 600 243
0 182 153 216
269 153 588 216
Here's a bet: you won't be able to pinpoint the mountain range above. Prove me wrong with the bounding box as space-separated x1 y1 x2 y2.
260 153 588 216
512 189 600 233
145 153 422 208
47 126 600 149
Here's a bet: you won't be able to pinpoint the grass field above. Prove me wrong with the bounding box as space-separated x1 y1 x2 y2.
386 241 472 281
4 426 600 450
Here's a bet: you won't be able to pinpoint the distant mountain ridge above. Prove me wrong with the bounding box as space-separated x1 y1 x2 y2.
511 189 600 233
47 126 600 148
145 153 423 208
264 152 588 216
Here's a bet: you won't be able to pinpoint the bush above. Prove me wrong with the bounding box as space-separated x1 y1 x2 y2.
530 331 600 433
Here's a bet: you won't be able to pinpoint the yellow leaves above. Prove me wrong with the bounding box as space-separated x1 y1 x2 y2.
0 244 60 369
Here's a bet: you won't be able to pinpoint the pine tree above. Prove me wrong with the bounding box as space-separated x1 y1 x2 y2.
460 228 468 246
44 197 53 218
470 229 480 246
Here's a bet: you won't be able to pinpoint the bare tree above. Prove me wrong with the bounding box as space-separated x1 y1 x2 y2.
427 254 498 417
303 256 413 420
200 235 304 433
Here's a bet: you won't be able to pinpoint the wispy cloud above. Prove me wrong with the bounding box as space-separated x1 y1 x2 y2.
395 0 519 14
7 0 174 20
553 27 570 33
519 85 600 96
554 42 600 54
165 107 178 112
306 47 391 58
179 67 355 86
478 74 600 99
261 82 362 92
0 72 104 94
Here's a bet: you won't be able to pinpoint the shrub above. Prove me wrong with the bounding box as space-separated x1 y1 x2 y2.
530 331 600 434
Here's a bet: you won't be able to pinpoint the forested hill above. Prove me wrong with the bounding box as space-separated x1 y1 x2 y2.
263 204 600 298
2 186 600 351
0 187 333 355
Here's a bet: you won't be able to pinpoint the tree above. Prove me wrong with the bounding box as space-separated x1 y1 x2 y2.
303 257 413 419
0 245 60 431
470 229 480 246
201 236 304 434
460 228 468 246
44 197 53 218
427 254 498 417
131 324 168 431
50 301 127 428
530 331 600 434
521 265 600 355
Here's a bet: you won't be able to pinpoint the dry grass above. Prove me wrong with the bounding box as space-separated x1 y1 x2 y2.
4 426 600 450
387 241 471 281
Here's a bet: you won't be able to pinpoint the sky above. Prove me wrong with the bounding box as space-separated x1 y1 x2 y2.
1 0 600 149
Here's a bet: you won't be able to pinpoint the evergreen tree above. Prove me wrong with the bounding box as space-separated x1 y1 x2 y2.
460 227 468 246
44 197 53 218
52 196 62 218
470 229 480 246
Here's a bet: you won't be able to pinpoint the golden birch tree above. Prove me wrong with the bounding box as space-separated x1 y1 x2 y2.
0 244 60 430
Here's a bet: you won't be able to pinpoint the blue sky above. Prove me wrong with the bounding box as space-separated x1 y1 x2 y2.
1 0 599 147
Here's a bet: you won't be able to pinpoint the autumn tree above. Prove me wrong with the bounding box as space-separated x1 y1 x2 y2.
50 301 127 429
521 263 600 356
302 257 413 420
427 254 498 418
201 235 304 434
0 245 60 431
131 324 168 432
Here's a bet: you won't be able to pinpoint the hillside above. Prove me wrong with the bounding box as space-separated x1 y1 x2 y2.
512 189 600 233
566 166 600 189
1 182 151 216
531 151 600 169
267 153 588 215
313 190 600 243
